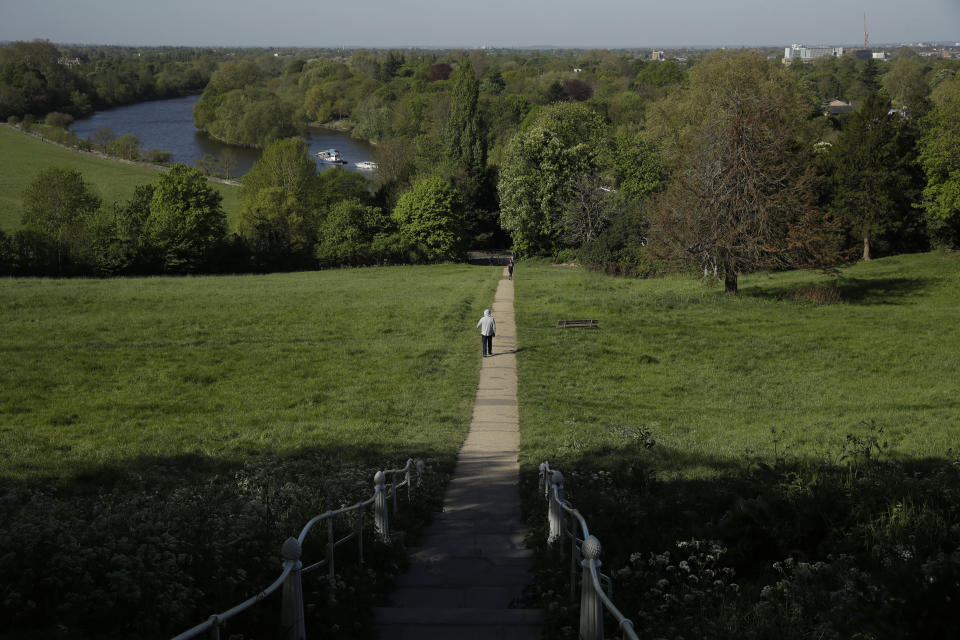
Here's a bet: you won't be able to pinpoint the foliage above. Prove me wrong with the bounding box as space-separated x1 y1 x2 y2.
918 76 960 248
498 102 607 256
315 198 400 267
830 92 927 259
238 137 321 270
143 164 227 273
648 51 836 293
0 125 241 235
21 166 101 274
392 176 465 261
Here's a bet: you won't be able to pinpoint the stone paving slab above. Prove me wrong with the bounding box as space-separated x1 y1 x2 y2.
375 268 540 639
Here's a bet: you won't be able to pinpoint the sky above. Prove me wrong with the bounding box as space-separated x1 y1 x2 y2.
0 0 957 49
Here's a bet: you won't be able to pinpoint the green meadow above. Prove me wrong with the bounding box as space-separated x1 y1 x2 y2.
515 251 960 474
0 265 500 482
513 251 960 638
2 253 959 638
0 124 241 233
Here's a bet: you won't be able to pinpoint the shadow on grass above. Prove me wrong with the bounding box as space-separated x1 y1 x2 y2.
520 443 960 639
744 275 934 305
0 443 456 640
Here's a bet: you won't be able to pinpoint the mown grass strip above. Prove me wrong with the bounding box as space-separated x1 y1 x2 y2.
0 124 241 232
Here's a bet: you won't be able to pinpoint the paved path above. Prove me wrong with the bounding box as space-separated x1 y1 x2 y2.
374 268 540 640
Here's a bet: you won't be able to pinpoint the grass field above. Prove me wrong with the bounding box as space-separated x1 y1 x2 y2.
0 124 241 233
513 252 960 638
0 264 501 482
514 251 960 476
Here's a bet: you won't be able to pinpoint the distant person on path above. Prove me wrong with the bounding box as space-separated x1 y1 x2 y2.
507 258 514 280
477 309 496 357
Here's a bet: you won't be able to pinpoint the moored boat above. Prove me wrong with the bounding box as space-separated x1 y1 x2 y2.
316 149 347 164
354 161 378 170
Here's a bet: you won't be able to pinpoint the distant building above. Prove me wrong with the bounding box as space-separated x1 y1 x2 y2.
783 44 844 63
872 51 889 61
651 50 665 61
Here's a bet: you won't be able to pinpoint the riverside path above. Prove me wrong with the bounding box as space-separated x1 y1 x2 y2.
374 267 541 639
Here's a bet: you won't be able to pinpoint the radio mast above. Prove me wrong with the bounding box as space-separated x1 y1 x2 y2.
864 12 869 48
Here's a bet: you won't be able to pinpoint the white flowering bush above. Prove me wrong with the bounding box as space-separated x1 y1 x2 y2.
0 455 447 639
522 430 960 639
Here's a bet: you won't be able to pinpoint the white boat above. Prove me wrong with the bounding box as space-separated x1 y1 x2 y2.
354 161 378 170
316 149 346 164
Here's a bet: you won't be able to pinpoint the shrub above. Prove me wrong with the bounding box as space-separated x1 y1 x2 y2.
45 112 75 128
0 456 446 639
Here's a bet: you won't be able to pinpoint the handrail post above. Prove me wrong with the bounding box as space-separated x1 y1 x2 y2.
548 470 564 545
406 460 413 501
374 470 390 544
280 537 306 640
207 615 221 640
579 535 604 640
326 518 336 582
416 460 425 487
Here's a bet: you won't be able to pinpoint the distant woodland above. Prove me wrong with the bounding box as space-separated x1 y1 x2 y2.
2 40 959 285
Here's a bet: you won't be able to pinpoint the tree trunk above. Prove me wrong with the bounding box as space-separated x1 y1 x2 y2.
863 234 871 261
724 268 738 295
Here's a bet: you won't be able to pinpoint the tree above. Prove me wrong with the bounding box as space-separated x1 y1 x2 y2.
832 92 926 260
498 102 607 255
392 177 464 261
219 148 239 180
238 138 321 270
562 78 593 102
443 64 486 179
315 199 394 266
88 184 154 275
428 63 452 82
648 51 838 294
918 76 960 248
610 132 668 204
561 175 614 246
144 164 226 273
21 166 101 274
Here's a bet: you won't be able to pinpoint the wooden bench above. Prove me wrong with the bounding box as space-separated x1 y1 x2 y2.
556 319 599 329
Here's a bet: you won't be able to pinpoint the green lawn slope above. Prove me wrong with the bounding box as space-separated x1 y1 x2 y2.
0 124 241 233
0 264 501 481
515 251 960 475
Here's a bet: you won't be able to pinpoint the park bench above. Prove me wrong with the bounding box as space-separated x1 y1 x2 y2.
556 319 599 329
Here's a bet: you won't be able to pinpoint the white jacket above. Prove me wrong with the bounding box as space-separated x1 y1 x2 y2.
477 309 496 336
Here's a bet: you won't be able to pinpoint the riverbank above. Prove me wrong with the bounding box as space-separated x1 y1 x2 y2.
0 124 242 232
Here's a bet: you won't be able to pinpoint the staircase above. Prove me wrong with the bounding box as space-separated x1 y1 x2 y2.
374 269 541 639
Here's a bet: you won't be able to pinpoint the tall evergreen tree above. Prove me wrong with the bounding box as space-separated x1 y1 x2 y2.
443 63 486 179
831 92 926 260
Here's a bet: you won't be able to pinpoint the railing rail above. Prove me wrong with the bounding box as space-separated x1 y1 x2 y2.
173 458 425 640
538 461 640 640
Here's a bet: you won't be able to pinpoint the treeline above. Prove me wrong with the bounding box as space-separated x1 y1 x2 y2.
0 134 487 277
186 46 960 288
0 40 226 120
4 43 960 284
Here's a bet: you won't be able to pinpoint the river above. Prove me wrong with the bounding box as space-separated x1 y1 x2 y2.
69 94 375 177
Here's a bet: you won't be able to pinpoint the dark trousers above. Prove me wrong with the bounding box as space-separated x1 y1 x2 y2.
481 334 493 357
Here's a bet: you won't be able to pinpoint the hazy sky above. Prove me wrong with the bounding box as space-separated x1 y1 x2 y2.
0 0 957 49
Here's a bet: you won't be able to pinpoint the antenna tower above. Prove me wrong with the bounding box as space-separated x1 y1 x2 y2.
864 12 869 48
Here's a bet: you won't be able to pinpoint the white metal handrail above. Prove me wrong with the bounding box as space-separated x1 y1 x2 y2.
538 461 640 640
173 458 425 640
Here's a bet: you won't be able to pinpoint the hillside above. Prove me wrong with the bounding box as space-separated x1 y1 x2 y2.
0 124 241 233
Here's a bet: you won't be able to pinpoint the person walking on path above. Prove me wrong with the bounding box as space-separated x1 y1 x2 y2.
508 258 514 280
477 308 496 357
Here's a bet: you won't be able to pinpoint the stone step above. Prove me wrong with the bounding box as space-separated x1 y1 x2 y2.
383 584 526 609
374 607 542 640
394 556 534 588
